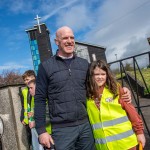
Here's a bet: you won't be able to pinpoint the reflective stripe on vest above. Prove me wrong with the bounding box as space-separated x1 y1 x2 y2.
92 116 128 130
95 129 134 144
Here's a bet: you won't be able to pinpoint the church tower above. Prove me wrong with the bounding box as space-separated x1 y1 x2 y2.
26 15 53 74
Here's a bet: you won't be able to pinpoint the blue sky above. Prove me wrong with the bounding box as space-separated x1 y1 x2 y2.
0 0 150 74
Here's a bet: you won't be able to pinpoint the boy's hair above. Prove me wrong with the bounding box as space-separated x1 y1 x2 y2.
27 79 36 86
22 70 36 80
86 60 118 99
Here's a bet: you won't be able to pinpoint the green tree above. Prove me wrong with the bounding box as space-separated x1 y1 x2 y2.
124 63 133 71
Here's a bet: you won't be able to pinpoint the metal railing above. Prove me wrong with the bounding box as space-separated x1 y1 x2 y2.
109 51 150 137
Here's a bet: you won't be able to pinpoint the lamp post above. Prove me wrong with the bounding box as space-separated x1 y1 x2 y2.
115 54 117 61
115 54 120 72
147 37 150 67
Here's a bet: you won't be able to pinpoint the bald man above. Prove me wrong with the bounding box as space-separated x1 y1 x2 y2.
34 26 131 150
34 26 95 150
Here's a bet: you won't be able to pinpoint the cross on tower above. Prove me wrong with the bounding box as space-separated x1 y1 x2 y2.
34 15 41 33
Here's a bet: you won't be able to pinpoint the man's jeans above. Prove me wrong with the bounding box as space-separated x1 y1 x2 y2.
31 128 44 150
52 121 95 150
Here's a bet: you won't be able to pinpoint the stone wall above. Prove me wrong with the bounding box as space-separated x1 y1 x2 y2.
0 85 29 150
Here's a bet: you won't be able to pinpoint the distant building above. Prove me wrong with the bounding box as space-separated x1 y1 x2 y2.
25 15 53 74
75 41 107 63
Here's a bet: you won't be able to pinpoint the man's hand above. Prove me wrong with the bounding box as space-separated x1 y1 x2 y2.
29 121 35 129
39 132 54 148
122 87 132 103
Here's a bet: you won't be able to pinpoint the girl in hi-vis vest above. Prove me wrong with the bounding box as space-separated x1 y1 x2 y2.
86 60 146 150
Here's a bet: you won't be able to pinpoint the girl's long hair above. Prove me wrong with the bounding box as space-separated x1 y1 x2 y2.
86 60 118 99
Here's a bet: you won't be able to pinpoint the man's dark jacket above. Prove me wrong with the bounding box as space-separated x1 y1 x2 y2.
34 55 89 135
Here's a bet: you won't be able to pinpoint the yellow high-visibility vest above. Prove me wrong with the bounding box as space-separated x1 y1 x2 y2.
87 87 138 150
22 87 51 134
22 87 34 125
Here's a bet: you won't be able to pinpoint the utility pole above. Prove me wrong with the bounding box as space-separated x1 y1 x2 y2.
115 54 120 72
147 37 150 67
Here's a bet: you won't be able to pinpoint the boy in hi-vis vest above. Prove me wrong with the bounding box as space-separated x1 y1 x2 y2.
27 79 52 150
86 60 146 150
20 70 36 149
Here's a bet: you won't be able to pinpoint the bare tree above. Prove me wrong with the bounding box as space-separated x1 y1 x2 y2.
0 70 24 86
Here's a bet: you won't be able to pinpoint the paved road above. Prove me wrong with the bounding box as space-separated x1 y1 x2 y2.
132 97 150 150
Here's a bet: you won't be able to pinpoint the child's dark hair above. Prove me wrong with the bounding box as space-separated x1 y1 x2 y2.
22 70 36 80
86 60 118 99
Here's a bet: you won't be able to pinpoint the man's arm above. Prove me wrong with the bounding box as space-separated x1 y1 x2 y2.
34 63 54 148
34 64 48 135
121 87 132 103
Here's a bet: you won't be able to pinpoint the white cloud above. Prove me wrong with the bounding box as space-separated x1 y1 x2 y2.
55 5 92 31
44 0 150 64
0 57 35 74
81 0 150 63
41 0 80 22
1 0 33 14
1 0 150 71
0 62 27 70
0 62 34 75
9 0 25 12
